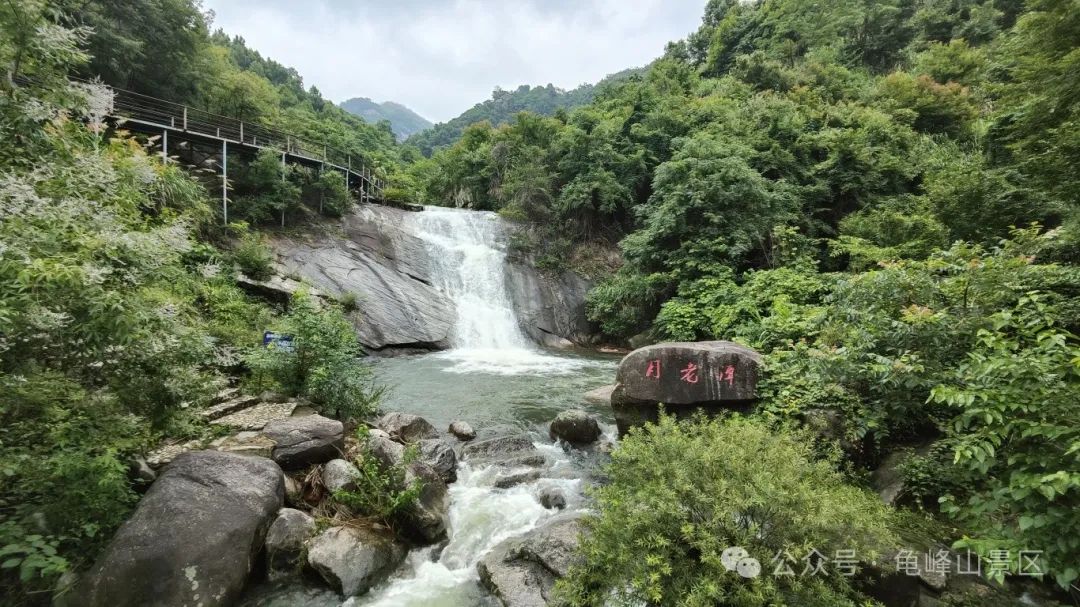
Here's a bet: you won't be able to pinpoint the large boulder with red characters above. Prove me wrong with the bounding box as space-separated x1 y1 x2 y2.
610 341 762 435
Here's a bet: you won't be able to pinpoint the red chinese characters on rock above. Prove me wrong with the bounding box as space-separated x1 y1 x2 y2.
645 359 662 380
717 365 736 387
680 362 700 384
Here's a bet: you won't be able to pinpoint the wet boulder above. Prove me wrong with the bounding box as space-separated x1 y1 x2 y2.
448 420 477 441
494 469 542 489
462 434 547 469
582 384 615 405
368 434 406 469
378 412 439 444
265 508 316 580
611 341 762 435
306 526 407 596
478 513 585 607
549 410 601 445
397 462 450 544
261 414 344 469
78 451 284 607
419 438 458 483
537 487 567 510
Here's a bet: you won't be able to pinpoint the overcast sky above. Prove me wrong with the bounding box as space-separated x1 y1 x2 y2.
202 0 707 123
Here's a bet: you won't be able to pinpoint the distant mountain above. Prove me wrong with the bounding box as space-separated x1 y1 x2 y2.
339 97 432 141
405 67 645 156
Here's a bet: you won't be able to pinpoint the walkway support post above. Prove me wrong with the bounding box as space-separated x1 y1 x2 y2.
222 140 228 225
281 151 287 228
162 129 168 164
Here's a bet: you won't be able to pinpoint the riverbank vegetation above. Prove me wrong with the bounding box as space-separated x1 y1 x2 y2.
408 0 1080 597
0 4 383 601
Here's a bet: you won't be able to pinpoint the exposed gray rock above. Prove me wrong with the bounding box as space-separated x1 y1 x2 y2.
261 414 344 469
78 451 284 607
494 469 542 489
265 508 316 580
462 434 535 460
269 206 455 350
582 384 615 405
305 526 406 597
378 412 439 444
611 341 763 435
368 427 391 440
398 462 450 544
537 487 566 510
419 438 458 483
235 273 325 306
368 434 405 469
478 513 586 607
322 459 359 493
462 434 547 469
549 410 601 445
448 420 476 441
504 258 595 348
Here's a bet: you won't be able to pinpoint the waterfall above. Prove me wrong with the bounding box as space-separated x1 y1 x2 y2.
409 207 531 350
407 207 585 375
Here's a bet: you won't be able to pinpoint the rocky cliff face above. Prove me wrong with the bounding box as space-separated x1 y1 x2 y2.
268 206 594 351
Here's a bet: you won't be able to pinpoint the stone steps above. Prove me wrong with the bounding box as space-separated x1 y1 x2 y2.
200 394 261 421
210 401 301 431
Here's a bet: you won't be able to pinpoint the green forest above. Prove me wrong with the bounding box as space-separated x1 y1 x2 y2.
406 0 1080 600
1 0 1078 605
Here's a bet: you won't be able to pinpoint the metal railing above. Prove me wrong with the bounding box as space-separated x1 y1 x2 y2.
105 84 383 195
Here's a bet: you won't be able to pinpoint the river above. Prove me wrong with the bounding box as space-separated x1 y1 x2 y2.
240 207 618 606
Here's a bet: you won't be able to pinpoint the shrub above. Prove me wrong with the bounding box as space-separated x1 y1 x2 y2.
333 438 423 525
245 291 381 420
339 291 358 313
931 294 1080 588
231 229 274 280
557 414 895 607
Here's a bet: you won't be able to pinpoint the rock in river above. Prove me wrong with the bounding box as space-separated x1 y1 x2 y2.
549 409 601 445
265 508 316 580
306 526 407 597
398 462 451 544
478 513 585 607
611 341 762 435
78 451 284 607
419 438 458 483
448 420 477 441
261 414 344 469
378 411 439 444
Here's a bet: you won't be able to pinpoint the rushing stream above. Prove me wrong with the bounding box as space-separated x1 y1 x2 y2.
242 207 617 606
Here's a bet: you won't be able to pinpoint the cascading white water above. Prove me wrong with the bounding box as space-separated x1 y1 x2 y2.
410 207 532 350
408 207 586 375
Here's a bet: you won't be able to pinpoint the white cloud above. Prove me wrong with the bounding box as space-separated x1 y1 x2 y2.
202 0 706 122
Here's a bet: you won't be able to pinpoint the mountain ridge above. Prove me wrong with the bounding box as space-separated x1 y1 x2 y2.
339 97 433 141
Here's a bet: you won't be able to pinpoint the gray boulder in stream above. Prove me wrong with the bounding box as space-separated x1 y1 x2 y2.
78 451 284 607
462 434 546 468
398 462 450 544
419 438 458 483
549 410 601 445
378 412 439 444
478 513 586 607
265 508 316 580
306 526 406 596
